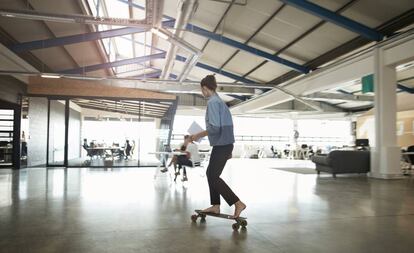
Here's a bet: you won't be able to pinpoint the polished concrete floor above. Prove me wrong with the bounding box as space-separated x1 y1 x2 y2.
1 158 414 253
67 157 160 167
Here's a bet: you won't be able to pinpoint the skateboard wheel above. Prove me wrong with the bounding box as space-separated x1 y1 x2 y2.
200 214 206 219
240 220 248 227
232 223 240 231
200 217 206 223
191 214 198 222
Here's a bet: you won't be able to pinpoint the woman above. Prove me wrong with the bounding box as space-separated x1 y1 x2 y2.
191 75 246 218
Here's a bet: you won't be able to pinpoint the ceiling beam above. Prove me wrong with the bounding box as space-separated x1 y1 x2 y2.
10 20 175 53
0 1 158 27
133 70 162 79
303 92 374 102
8 14 263 86
119 0 310 73
60 52 166 74
97 100 169 111
73 99 167 112
28 76 177 100
268 8 414 88
219 3 286 71
397 83 414 94
231 31 414 114
76 104 164 118
279 0 383 41
240 0 358 80
174 22 309 73
175 55 259 84
78 104 165 115
12 32 261 87
265 100 343 112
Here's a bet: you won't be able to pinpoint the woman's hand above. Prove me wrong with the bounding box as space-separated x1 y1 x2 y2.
190 134 198 142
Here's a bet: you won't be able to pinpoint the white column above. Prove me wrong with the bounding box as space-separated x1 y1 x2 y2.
369 47 402 179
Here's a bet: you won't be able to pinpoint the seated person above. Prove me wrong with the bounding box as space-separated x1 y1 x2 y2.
299 144 309 160
270 145 277 158
161 136 188 174
308 145 315 158
283 144 291 158
124 140 132 160
110 142 123 159
82 139 89 149
176 135 200 181
82 138 93 158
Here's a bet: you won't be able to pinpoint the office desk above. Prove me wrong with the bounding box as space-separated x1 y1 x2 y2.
87 147 123 160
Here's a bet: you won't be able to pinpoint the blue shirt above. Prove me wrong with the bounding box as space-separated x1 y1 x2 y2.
205 93 235 146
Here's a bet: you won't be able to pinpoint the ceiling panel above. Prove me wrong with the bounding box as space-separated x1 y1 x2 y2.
266 5 321 36
29 0 85 15
246 60 290 83
163 0 227 31
64 42 107 67
311 0 351 11
29 47 77 70
293 23 357 57
217 1 283 43
185 64 236 83
0 0 53 42
200 40 238 67
181 32 209 51
342 0 414 28
224 50 278 78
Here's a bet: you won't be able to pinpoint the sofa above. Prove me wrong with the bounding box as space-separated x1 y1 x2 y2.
311 150 370 177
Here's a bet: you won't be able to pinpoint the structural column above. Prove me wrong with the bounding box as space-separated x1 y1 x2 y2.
292 117 299 148
370 47 401 179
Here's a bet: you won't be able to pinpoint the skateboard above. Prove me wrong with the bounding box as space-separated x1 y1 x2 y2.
191 209 248 231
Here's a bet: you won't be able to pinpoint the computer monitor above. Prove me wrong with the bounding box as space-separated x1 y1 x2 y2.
355 139 369 147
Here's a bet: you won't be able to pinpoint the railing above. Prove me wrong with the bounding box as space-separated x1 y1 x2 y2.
171 134 350 145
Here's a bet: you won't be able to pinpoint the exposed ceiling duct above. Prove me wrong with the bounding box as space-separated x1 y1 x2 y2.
0 0 159 28
273 85 323 112
0 69 266 95
159 0 199 80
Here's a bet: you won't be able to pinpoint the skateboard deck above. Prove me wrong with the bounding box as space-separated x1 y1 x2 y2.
191 209 247 230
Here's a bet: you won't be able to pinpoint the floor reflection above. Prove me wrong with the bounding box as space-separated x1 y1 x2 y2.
1 159 414 252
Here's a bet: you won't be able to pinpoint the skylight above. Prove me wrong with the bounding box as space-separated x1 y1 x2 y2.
86 0 154 77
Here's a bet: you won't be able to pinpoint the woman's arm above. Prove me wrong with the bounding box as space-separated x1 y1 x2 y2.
191 130 208 142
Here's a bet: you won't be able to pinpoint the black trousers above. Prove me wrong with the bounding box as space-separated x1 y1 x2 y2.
177 155 193 176
207 144 239 206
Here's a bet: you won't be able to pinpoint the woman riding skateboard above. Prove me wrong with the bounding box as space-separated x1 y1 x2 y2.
191 74 246 219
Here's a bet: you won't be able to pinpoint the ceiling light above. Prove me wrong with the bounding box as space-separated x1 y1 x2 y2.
150 28 168 40
40 74 61 79
64 75 104 81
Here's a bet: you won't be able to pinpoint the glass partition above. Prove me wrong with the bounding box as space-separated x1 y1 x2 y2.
0 109 14 167
42 98 177 168
47 100 66 166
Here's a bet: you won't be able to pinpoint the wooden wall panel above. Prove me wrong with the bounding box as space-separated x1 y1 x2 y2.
28 77 176 100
